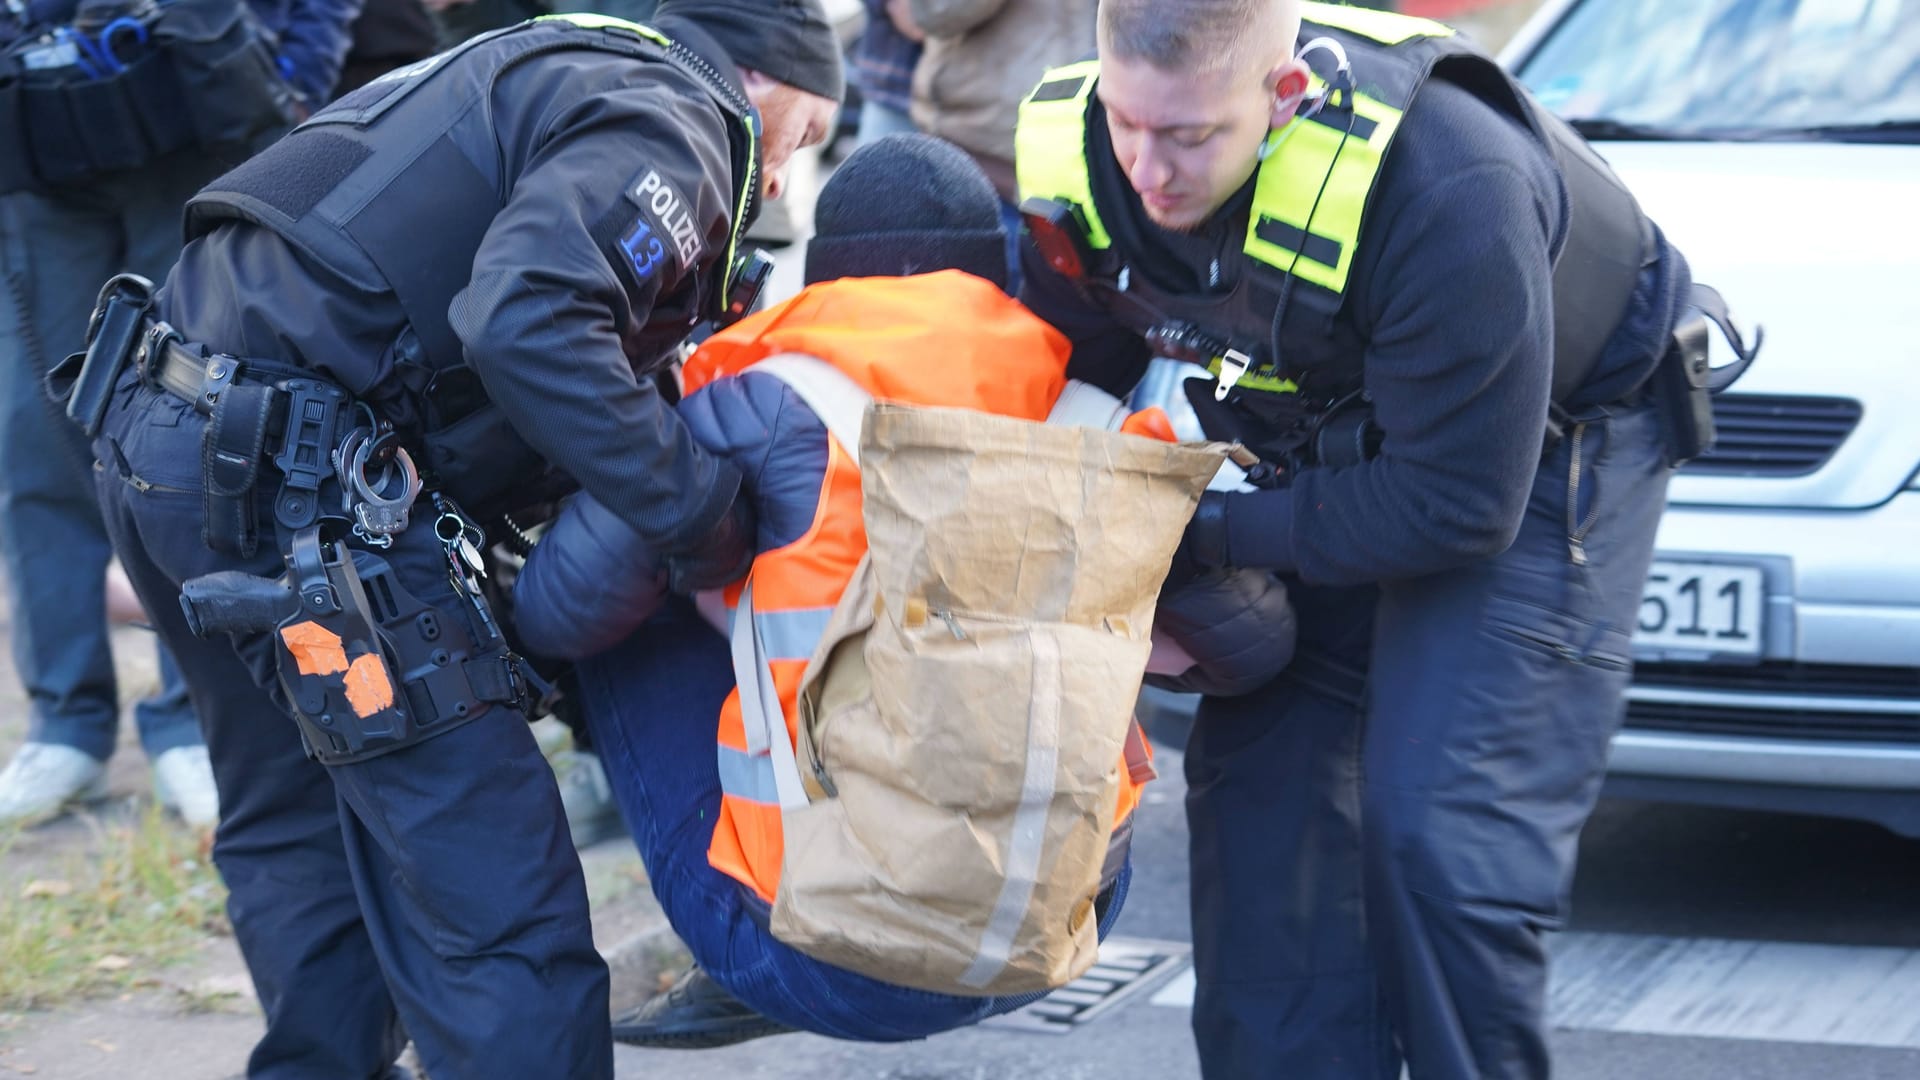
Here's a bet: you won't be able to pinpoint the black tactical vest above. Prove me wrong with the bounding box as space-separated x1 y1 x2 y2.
183 15 759 387
1017 2 1654 408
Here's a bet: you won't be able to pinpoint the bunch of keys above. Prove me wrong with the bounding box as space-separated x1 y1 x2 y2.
431 493 500 643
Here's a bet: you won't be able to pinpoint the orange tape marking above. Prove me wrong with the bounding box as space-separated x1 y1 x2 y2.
279 622 348 676
343 654 396 718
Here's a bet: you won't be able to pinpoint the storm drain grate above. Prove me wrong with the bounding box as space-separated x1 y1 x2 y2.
984 937 1192 1035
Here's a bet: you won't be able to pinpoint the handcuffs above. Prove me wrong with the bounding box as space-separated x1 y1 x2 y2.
333 408 422 549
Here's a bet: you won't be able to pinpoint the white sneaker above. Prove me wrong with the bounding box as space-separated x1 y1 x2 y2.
552 749 623 848
152 745 220 828
0 742 109 826
529 714 573 759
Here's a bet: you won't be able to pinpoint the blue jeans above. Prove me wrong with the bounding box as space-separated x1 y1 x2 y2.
0 175 202 762
94 370 610 1079
854 100 917 145
576 597 1132 1041
1186 400 1672 1080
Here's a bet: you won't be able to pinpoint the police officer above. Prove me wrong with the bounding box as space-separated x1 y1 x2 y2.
1016 2 1731 1078
70 2 842 1077
0 0 360 825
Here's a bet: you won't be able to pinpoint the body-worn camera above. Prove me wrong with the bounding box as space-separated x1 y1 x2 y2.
722 248 776 326
1020 197 1097 282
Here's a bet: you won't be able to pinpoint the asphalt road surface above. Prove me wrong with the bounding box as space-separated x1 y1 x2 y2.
613 747 1920 1079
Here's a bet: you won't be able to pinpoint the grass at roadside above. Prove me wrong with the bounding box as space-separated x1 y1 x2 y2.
0 806 228 1012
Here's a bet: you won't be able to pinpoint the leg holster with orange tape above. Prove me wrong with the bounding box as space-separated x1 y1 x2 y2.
57 277 538 765
183 525 534 765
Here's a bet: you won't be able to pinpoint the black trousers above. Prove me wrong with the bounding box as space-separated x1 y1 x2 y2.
1188 401 1671 1080
93 372 612 1079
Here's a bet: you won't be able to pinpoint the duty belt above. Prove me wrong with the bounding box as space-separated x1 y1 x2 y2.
149 330 542 762
146 328 309 420
144 328 421 557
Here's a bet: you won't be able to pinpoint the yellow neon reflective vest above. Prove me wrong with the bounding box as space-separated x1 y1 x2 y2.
1015 1 1653 405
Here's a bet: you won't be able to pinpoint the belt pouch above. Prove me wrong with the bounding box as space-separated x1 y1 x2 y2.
22 76 92 186
1651 315 1715 467
49 277 152 437
63 66 153 174
419 396 553 519
158 0 292 147
202 381 275 557
0 72 37 194
120 50 195 161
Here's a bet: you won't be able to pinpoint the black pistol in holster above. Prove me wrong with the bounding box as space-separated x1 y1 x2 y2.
180 526 524 765
1652 283 1762 467
46 272 154 438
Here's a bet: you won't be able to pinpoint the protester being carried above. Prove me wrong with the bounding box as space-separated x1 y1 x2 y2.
513 133 1296 1048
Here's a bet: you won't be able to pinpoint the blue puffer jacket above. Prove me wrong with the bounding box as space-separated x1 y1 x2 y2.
515 371 825 660
515 370 1297 695
246 0 366 104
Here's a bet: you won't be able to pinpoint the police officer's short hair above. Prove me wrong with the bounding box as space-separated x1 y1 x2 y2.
1098 0 1300 78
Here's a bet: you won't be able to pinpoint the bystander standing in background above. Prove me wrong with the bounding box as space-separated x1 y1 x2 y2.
850 0 923 142
0 0 363 829
907 0 1096 290
337 0 439 95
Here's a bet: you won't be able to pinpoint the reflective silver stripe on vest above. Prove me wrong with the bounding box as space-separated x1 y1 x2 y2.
720 604 835 663
754 606 835 664
717 742 781 805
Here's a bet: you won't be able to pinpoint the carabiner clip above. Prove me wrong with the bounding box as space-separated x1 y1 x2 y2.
1215 348 1254 401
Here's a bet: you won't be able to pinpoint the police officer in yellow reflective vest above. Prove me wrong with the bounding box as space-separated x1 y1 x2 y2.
67 3 841 1077
1017 2 1714 1078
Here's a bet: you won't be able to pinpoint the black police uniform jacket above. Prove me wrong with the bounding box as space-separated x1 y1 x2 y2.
167 15 759 550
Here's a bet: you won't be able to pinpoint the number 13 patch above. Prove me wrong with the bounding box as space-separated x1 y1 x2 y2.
619 167 705 283
622 219 668 281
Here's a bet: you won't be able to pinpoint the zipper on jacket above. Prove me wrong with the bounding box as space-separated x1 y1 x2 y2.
1497 620 1629 672
664 40 759 215
121 470 195 496
1566 421 1599 567
798 693 838 798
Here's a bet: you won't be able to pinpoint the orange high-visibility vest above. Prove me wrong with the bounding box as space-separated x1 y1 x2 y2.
682 270 1154 904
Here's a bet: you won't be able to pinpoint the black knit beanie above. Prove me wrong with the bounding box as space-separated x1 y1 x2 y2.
804 134 1010 289
653 0 845 103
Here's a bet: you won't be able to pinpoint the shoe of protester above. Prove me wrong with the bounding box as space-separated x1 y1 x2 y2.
153 745 221 828
611 965 799 1049
0 742 109 826
552 748 625 849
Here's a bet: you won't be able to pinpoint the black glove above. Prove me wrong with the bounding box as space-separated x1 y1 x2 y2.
1147 568 1297 698
662 497 757 594
1166 491 1231 590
